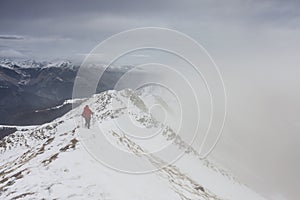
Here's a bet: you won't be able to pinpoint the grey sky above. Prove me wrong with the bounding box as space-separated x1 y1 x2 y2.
0 0 299 60
0 0 300 199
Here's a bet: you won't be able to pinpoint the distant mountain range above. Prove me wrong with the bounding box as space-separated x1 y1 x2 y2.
0 58 127 125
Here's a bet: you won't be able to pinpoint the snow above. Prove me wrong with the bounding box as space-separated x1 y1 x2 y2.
0 89 267 200
0 58 74 70
0 125 38 130
34 98 85 113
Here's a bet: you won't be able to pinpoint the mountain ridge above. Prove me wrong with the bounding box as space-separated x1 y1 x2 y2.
0 89 266 200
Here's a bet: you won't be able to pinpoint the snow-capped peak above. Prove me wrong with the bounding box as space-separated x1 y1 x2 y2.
0 58 75 69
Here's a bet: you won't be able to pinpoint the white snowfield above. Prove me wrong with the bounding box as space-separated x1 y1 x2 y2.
0 89 266 200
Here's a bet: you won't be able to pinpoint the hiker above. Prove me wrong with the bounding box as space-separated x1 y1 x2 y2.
82 105 93 129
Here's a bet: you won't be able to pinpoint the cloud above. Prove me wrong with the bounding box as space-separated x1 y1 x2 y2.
0 49 27 58
0 35 24 40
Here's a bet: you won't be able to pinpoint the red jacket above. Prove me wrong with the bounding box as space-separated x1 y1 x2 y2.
82 106 93 118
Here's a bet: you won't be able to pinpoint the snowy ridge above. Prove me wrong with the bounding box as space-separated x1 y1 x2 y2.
0 58 132 71
0 58 74 70
34 98 86 113
0 89 266 200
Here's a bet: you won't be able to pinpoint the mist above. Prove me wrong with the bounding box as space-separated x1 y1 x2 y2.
1 0 300 199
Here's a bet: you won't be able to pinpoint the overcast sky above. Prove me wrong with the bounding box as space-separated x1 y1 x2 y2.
1 1 300 200
0 0 299 61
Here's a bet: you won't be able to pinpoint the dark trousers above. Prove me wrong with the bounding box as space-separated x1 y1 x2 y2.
84 117 91 129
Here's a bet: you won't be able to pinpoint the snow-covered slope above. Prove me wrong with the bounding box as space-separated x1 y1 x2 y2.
0 89 266 200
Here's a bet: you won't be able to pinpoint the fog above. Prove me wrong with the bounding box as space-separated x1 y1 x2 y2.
76 41 300 199
211 54 300 200
1 0 300 199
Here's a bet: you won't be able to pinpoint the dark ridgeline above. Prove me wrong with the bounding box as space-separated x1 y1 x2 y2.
0 127 17 139
0 60 128 128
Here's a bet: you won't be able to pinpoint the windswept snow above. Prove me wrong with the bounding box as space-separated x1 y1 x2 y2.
0 89 266 200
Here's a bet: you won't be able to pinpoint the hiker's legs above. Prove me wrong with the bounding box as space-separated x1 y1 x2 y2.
84 117 88 128
83 117 91 129
87 117 91 129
